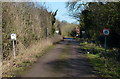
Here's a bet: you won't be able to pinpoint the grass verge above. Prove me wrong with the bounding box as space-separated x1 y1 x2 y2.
14 45 55 77
3 36 62 77
2 45 55 77
87 54 120 79
80 42 120 79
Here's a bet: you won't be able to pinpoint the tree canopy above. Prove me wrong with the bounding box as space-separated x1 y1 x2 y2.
66 1 120 48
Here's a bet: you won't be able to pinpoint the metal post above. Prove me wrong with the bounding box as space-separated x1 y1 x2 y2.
103 28 110 72
13 40 16 58
104 36 107 68
104 36 107 52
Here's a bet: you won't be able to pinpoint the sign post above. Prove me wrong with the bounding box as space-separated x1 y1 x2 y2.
104 36 107 52
103 28 110 68
11 33 16 58
12 40 15 58
103 28 110 49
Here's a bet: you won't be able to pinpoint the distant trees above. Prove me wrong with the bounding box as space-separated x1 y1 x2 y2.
66 1 120 48
61 21 78 37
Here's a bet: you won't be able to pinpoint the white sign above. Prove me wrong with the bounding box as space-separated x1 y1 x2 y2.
55 30 59 34
103 29 110 36
11 33 16 40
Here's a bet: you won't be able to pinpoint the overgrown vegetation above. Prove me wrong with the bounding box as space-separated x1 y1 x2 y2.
3 36 62 77
66 1 120 77
2 2 60 59
80 42 120 78
2 2 64 77
66 1 120 48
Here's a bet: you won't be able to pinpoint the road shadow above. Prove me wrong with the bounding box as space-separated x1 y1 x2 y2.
46 57 96 77
46 40 97 77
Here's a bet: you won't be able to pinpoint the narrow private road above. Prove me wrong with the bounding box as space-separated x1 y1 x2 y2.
23 39 96 77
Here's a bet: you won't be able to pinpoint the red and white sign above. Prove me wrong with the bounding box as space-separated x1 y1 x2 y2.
103 28 110 36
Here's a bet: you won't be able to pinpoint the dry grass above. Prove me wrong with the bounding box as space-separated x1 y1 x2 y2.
2 2 58 59
0 2 2 78
2 35 62 77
